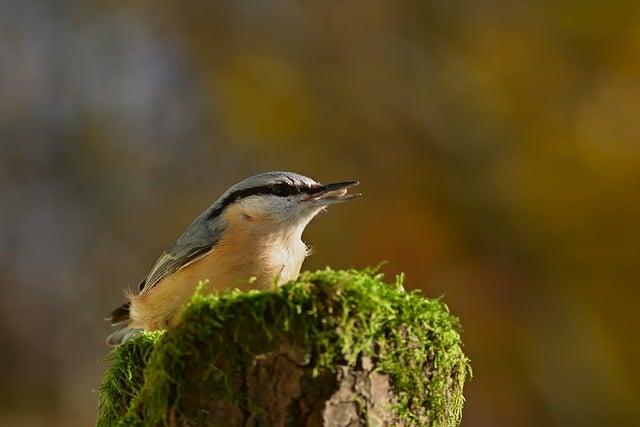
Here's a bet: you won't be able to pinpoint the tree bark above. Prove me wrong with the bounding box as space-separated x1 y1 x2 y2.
177 343 400 427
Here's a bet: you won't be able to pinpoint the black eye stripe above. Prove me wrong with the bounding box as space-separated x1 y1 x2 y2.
206 182 321 220
271 183 296 196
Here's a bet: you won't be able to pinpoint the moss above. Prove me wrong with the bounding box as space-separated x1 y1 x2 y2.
97 331 164 427
97 268 471 426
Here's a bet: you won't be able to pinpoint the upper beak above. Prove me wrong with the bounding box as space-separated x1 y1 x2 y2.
305 180 361 205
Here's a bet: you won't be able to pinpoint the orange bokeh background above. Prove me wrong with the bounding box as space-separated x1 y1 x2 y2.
1 1 639 425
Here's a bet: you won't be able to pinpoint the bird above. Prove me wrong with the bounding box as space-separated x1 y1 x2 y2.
106 171 360 346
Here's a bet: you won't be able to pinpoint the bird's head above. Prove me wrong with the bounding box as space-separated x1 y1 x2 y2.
208 171 360 229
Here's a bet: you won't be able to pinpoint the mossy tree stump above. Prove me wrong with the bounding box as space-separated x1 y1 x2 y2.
98 269 470 426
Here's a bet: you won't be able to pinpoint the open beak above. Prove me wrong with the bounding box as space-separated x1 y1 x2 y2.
305 180 361 205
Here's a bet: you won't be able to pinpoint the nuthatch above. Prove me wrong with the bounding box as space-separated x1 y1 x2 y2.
106 171 360 346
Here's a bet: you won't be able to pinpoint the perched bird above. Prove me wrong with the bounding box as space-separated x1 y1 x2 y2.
106 171 360 346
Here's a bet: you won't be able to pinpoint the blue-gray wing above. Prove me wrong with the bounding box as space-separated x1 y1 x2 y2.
139 243 214 295
138 213 224 295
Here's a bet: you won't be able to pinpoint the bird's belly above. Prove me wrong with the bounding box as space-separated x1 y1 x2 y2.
264 237 307 286
274 249 305 285
129 240 307 330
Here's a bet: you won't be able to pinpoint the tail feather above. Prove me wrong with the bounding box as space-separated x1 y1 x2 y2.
106 327 142 347
106 301 137 346
106 302 131 326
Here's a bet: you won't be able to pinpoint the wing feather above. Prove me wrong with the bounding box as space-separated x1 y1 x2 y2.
139 241 214 294
137 195 227 295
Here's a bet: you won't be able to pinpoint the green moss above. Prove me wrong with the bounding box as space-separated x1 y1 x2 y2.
97 331 164 427
97 268 471 426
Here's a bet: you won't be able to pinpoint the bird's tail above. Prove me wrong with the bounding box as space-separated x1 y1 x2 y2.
105 302 141 346
106 326 141 347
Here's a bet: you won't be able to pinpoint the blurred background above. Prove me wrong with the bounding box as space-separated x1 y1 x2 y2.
1 1 639 426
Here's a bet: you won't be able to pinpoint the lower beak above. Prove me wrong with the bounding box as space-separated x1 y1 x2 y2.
305 180 361 205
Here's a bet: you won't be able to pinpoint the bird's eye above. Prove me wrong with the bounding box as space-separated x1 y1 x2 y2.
271 183 295 197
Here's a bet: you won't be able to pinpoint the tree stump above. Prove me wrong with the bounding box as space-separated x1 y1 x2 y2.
97 269 470 426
